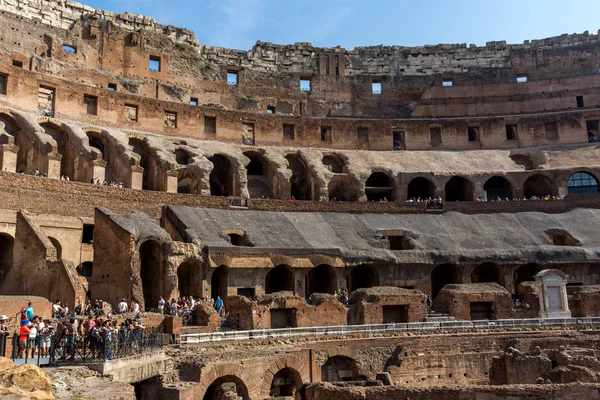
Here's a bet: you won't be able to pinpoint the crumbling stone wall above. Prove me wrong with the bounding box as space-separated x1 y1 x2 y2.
434 283 514 320
347 287 427 325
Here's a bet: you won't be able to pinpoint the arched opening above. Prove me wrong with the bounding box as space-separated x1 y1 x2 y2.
139 240 163 309
244 151 272 199
445 176 474 202
510 154 535 171
86 131 116 182
514 263 541 289
48 237 62 260
211 265 229 303
484 176 513 200
129 137 154 190
286 154 313 200
407 177 435 200
41 122 73 179
265 265 295 294
77 262 93 277
269 368 302 398
178 259 202 298
305 264 337 295
328 177 359 201
471 263 503 286
0 114 27 173
177 168 202 194
348 264 380 292
322 154 344 173
0 233 14 284
567 172 599 195
174 148 194 165
365 172 395 201
321 356 364 382
523 175 556 198
203 375 249 400
431 264 462 298
209 154 234 196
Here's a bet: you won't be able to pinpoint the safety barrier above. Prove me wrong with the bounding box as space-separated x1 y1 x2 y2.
180 317 600 344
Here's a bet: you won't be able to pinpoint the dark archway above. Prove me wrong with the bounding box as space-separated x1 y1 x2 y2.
175 148 194 165
567 172 599 195
140 240 163 309
77 262 93 277
365 172 395 201
265 265 295 294
348 264 380 292
286 154 312 200
211 265 229 303
322 154 344 173
177 168 202 194
523 175 556 198
48 237 63 260
305 264 337 295
514 263 542 289
321 356 364 382
129 137 154 190
328 177 359 201
0 114 27 173
203 375 249 400
484 176 513 200
244 151 272 199
209 154 234 196
41 122 73 180
431 264 462 298
471 263 503 286
87 131 116 182
269 368 302 398
407 177 435 200
0 233 14 285
178 259 202 298
445 176 474 201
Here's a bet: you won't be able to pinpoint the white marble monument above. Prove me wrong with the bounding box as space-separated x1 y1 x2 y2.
535 269 571 319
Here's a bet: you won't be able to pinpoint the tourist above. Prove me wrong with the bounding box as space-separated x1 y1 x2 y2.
18 319 30 359
0 315 9 357
132 300 140 314
75 300 83 316
28 317 39 358
158 296 165 314
25 302 34 321
214 296 223 315
118 298 128 314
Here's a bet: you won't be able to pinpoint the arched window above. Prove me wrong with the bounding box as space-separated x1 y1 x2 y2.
365 172 395 201
484 176 513 200
567 172 599 195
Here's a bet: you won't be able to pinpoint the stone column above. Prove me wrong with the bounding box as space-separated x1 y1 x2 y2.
0 143 18 172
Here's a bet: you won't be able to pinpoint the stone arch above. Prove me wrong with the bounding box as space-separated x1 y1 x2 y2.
86 130 113 181
407 177 435 200
202 375 249 400
178 259 203 298
471 263 504 286
567 171 600 195
268 368 302 398
40 121 74 179
322 154 345 173
510 154 535 170
0 233 14 285
484 176 513 200
321 355 365 382
514 263 542 289
177 168 202 194
523 174 556 198
129 137 155 190
139 240 164 309
0 113 27 173
48 237 63 260
445 176 474 201
305 264 337 295
286 153 313 200
211 265 229 303
265 264 295 294
431 263 462 298
348 264 380 292
365 172 395 201
328 176 360 201
260 357 309 399
244 151 273 199
76 261 93 278
209 154 235 196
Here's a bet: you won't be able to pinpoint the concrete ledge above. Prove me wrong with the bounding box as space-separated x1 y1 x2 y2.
87 350 168 383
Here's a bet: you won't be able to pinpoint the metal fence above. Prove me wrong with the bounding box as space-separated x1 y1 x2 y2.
6 326 163 366
180 317 600 344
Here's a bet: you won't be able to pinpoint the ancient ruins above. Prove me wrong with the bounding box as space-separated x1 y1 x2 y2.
1 0 600 399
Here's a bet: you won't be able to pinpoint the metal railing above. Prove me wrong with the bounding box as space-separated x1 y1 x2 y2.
180 317 600 344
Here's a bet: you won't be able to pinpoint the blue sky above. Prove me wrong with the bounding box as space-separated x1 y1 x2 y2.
84 0 600 50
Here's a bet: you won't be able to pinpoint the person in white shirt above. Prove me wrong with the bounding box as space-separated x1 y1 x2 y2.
52 300 61 318
118 299 128 314
133 301 140 313
28 318 38 358
158 297 165 314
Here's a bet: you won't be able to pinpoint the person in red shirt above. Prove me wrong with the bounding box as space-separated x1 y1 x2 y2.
19 320 30 359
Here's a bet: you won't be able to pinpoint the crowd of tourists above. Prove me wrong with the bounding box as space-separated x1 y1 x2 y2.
156 295 225 318
13 169 124 188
